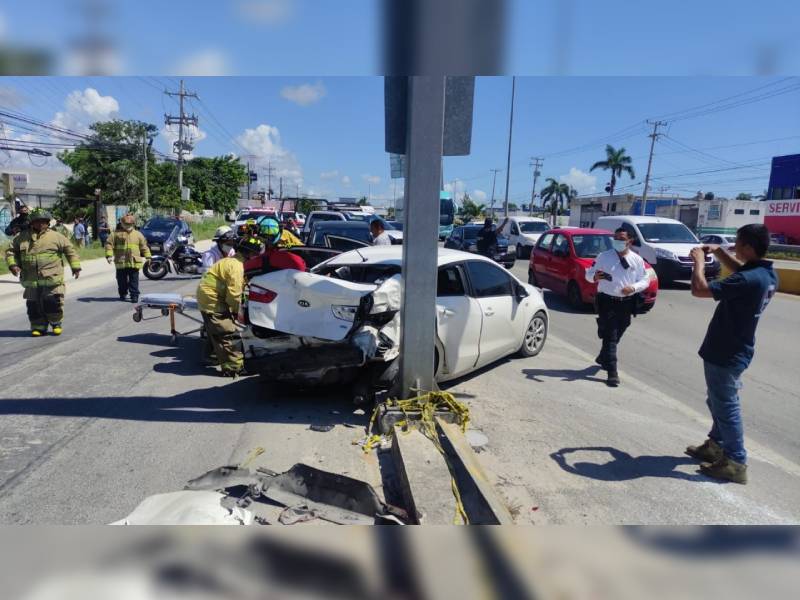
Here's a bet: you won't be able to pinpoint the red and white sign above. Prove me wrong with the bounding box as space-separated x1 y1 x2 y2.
765 200 800 244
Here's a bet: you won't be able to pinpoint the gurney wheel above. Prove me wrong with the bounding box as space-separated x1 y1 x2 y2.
161 308 170 316
132 310 142 323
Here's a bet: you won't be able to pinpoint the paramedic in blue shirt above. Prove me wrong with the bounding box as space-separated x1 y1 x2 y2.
687 224 777 485
585 228 650 387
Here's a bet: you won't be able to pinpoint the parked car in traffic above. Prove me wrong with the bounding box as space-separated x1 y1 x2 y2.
699 233 736 250
301 211 402 244
386 220 403 231
243 246 549 399
234 208 280 235
529 227 659 310
141 217 193 253
306 221 377 250
497 216 550 258
443 224 516 269
594 216 719 283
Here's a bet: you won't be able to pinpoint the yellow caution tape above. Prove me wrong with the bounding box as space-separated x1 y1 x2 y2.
239 446 265 468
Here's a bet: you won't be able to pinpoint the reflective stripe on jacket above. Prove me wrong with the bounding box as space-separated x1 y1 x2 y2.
105 228 151 269
196 255 245 314
5 228 80 289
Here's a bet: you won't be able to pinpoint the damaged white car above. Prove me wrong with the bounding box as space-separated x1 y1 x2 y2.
243 246 548 398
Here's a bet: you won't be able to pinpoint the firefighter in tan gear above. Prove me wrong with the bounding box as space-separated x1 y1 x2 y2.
197 236 263 377
5 210 81 336
105 213 151 302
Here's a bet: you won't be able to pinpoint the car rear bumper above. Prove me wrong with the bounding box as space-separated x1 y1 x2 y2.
245 342 366 384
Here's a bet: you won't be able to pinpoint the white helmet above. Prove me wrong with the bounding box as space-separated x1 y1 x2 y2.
213 225 232 240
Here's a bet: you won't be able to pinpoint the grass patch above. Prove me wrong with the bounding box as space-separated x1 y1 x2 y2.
1 217 227 276
768 251 800 262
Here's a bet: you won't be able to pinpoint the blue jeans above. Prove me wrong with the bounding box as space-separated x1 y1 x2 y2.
704 361 746 464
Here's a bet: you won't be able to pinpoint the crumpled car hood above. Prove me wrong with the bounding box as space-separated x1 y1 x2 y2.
249 270 401 342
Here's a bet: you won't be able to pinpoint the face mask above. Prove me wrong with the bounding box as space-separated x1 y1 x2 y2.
612 239 628 252
221 244 234 255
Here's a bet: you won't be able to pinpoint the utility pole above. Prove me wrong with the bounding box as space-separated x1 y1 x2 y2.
246 157 252 203
528 157 543 215
489 168 501 217
164 79 198 194
279 177 283 199
266 160 276 203
641 119 666 215
142 133 149 208
503 76 516 218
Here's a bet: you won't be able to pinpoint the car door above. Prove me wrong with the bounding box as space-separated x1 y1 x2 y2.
324 235 371 251
435 264 482 378
547 233 571 293
509 221 521 246
533 232 555 288
465 260 520 367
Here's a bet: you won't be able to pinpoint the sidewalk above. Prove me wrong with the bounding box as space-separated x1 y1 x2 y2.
443 334 800 525
0 240 212 315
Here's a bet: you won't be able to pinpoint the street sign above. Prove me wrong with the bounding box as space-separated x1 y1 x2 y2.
390 153 406 179
11 173 28 189
181 186 191 201
249 171 258 182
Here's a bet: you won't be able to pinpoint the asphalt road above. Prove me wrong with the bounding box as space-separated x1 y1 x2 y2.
0 253 797 524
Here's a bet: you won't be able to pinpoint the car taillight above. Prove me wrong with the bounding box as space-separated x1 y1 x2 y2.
249 284 277 303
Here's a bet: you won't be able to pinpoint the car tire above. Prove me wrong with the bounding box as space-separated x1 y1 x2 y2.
528 269 539 287
567 280 584 309
518 311 547 357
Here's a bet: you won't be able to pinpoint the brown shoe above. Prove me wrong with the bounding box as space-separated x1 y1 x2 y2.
699 456 747 484
685 438 723 463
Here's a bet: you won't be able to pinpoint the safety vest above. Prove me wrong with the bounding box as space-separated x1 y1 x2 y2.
105 228 151 269
5 228 80 290
196 255 245 314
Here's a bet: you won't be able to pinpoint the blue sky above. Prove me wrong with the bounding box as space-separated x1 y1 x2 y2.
1 1 799 76
1 76 799 206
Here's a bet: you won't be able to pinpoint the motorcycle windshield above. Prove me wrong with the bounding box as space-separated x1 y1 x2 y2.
162 225 180 256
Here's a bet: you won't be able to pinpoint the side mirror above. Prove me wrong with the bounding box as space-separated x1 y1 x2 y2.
515 284 529 301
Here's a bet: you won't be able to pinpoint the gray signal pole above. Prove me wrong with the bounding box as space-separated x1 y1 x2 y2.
641 119 666 215
503 76 516 217
142 133 149 207
399 76 446 397
489 168 501 216
165 79 198 192
528 157 543 215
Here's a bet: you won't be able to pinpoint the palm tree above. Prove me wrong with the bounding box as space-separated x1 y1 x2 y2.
460 197 485 221
590 144 635 198
540 178 576 226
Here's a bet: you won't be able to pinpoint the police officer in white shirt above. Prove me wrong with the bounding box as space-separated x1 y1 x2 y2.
370 219 392 246
585 227 650 386
200 226 237 274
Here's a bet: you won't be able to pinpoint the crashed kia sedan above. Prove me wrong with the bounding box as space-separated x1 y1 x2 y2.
243 246 549 397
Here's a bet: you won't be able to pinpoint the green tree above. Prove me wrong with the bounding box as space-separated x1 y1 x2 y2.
704 192 715 201
736 193 753 201
590 144 635 197
460 196 485 221
357 196 368 206
508 202 519 212
540 178 576 225
56 119 158 219
183 156 247 214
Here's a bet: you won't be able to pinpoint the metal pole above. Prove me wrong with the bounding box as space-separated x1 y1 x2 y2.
400 76 446 397
142 133 149 207
177 79 185 191
641 120 665 216
528 157 543 216
503 76 516 218
246 158 251 202
489 168 500 216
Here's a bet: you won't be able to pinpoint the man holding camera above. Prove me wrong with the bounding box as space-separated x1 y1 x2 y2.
687 224 777 484
585 228 651 387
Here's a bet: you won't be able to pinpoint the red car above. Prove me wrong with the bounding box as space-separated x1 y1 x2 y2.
528 227 658 310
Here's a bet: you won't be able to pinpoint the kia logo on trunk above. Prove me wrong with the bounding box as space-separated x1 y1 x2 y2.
297 300 310 307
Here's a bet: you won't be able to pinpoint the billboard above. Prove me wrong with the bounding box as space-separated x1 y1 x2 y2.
765 200 800 244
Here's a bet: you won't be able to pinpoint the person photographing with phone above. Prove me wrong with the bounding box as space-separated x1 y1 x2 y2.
585 227 651 387
686 224 777 484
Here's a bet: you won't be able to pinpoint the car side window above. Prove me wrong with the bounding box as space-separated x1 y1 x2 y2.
537 233 554 251
466 261 513 298
552 234 569 256
511 223 520 235
437 265 466 296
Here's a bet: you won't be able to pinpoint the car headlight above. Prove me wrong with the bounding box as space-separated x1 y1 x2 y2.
507 244 517 255
468 243 478 251
654 247 677 261
332 305 358 321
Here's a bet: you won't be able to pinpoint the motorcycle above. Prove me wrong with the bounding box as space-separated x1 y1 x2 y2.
143 226 203 280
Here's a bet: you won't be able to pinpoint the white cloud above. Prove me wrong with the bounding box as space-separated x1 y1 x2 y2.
172 49 231 76
362 174 381 185
341 175 351 186
236 0 294 25
0 86 23 108
559 167 597 195
320 169 339 179
235 123 303 189
280 81 326 106
472 189 487 202
51 88 119 133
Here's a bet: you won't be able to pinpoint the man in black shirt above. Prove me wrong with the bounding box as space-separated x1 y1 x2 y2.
687 224 778 484
4 204 30 236
476 217 498 257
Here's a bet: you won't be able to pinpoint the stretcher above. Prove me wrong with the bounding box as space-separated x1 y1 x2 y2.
132 292 204 343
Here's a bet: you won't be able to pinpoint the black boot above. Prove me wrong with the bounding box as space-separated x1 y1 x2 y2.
606 371 620 387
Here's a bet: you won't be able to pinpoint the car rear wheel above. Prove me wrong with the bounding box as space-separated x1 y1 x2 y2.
567 280 584 309
518 311 547 357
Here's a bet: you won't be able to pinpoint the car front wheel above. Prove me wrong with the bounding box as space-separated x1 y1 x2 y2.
518 310 548 357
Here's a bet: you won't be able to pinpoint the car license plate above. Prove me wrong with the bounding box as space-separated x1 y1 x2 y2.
150 244 161 252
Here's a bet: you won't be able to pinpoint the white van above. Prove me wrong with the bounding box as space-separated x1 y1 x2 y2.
594 215 720 283
498 216 551 258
